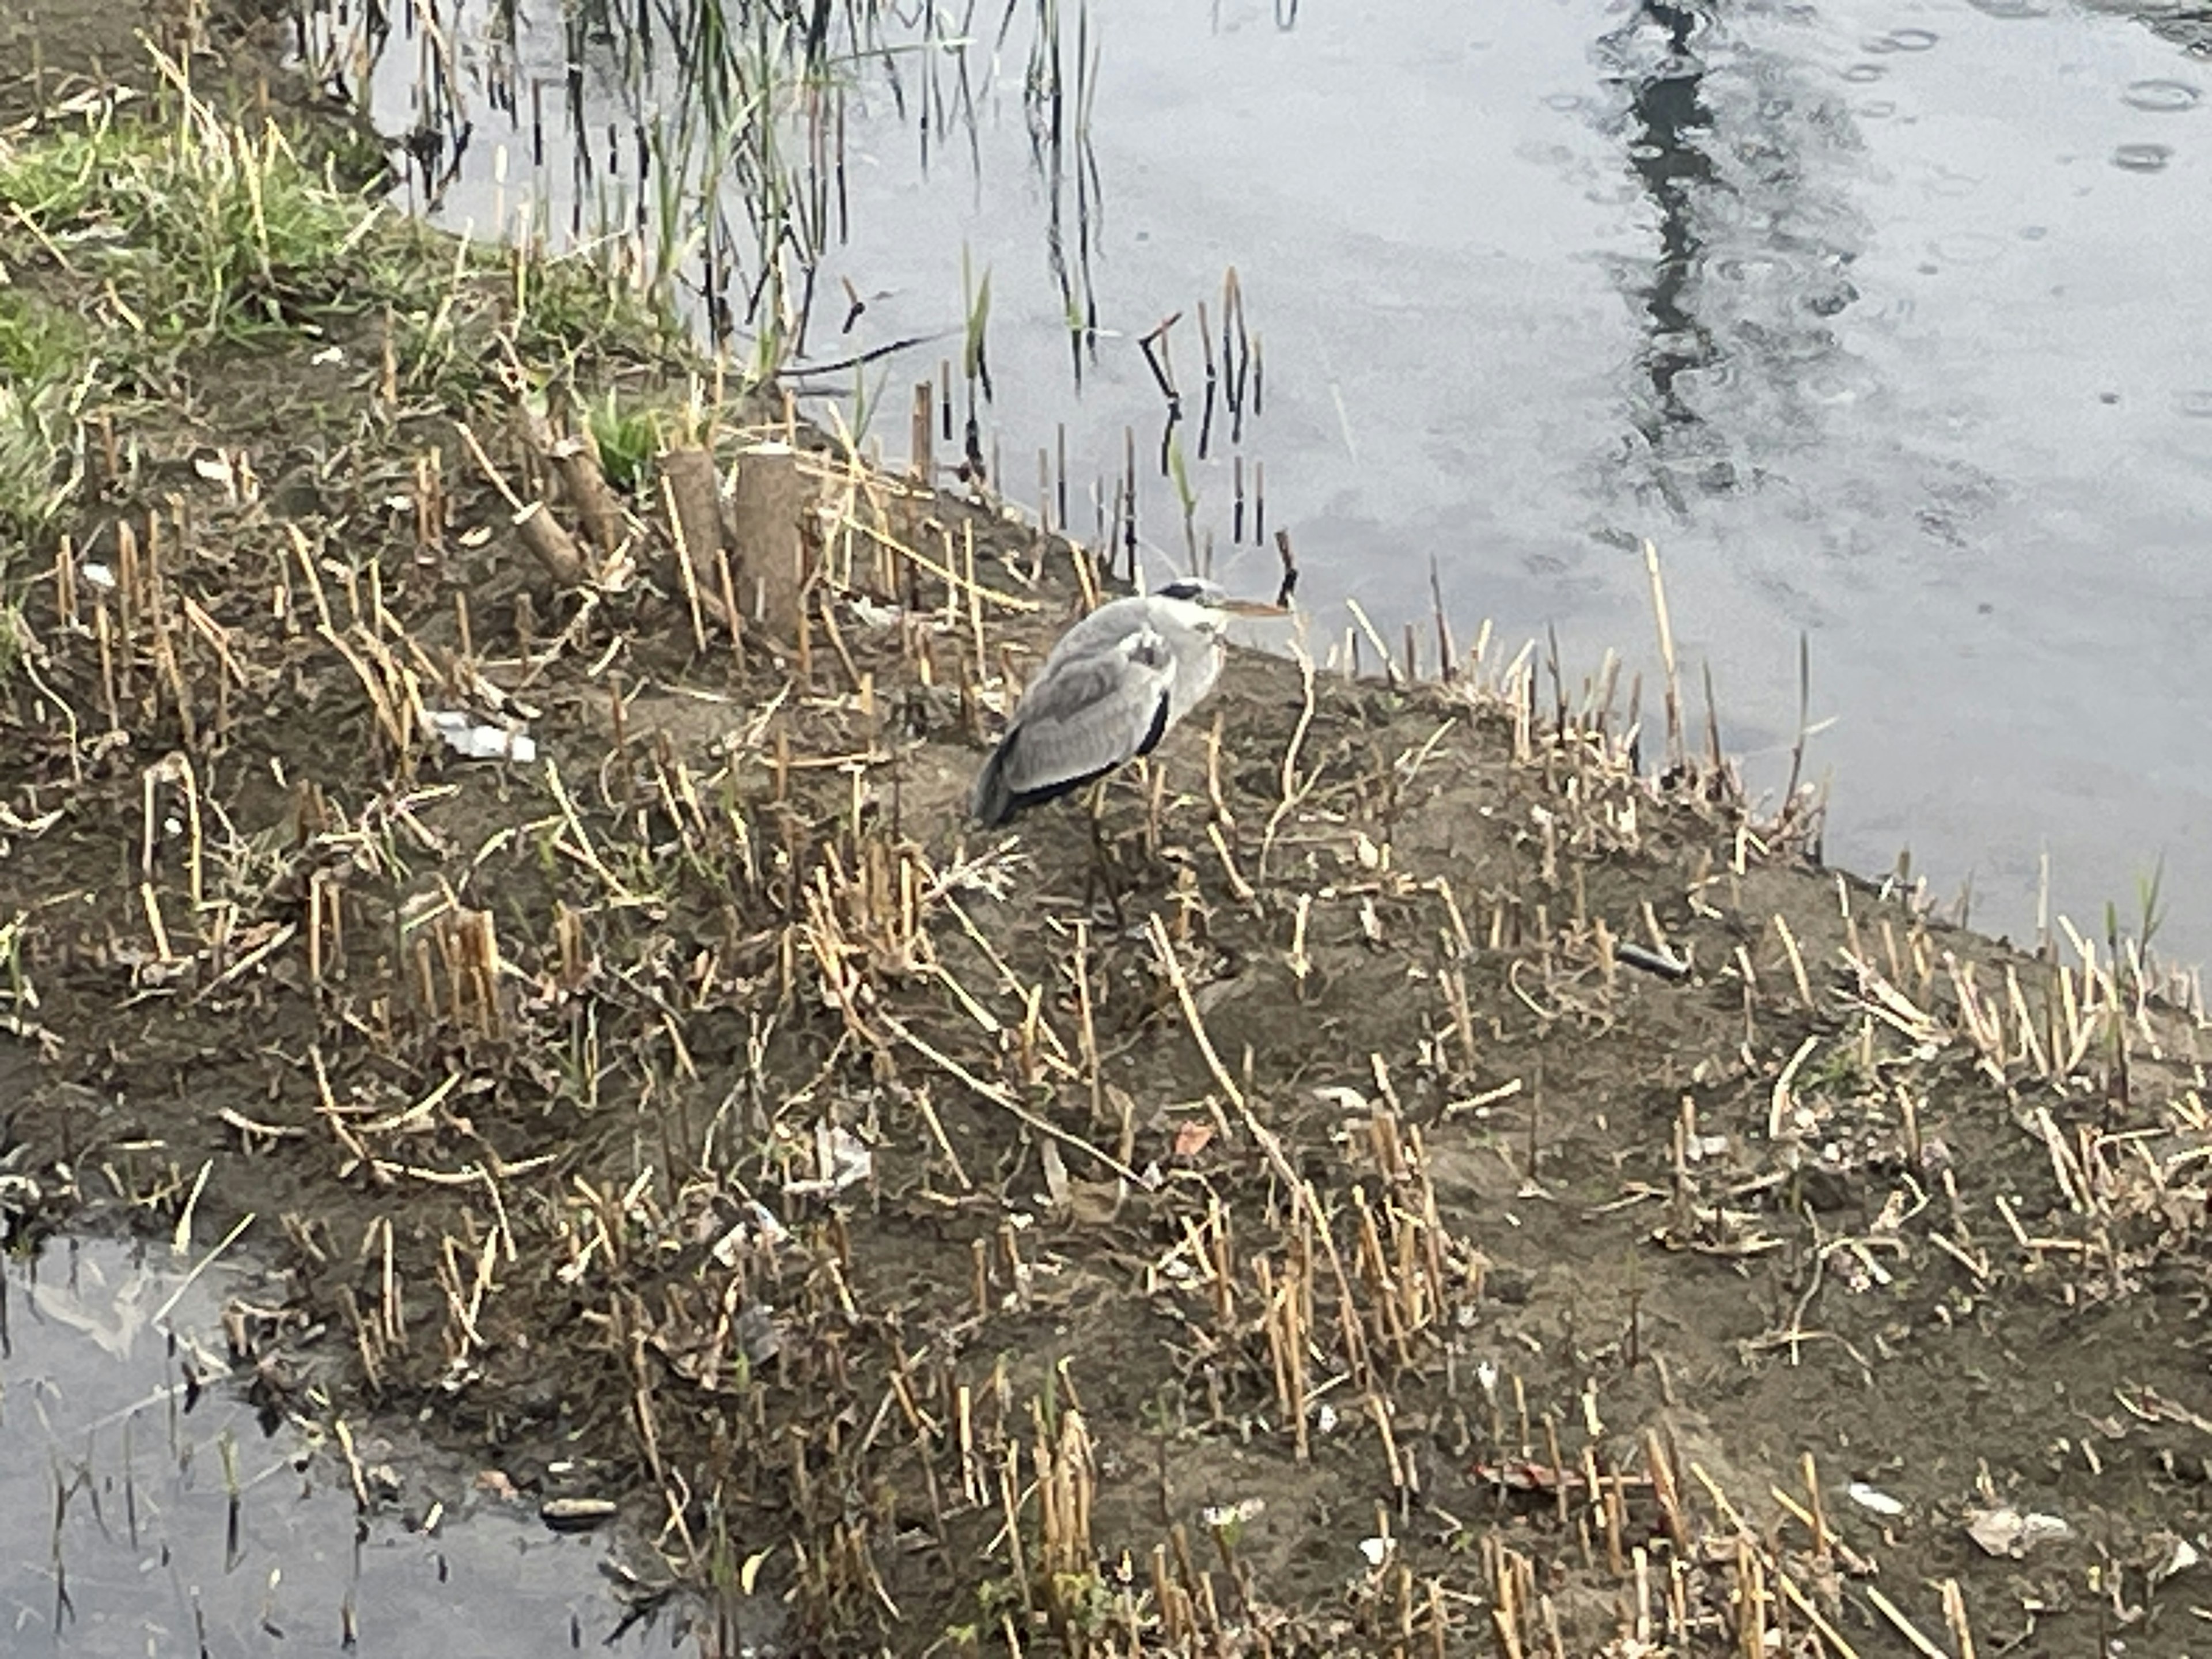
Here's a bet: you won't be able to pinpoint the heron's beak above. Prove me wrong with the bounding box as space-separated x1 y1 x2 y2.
1217 599 1291 617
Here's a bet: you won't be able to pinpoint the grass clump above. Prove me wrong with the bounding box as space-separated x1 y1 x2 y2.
0 286 88 383
0 377 81 546
586 388 662 491
0 99 403 347
0 290 93 550
0 56 687 400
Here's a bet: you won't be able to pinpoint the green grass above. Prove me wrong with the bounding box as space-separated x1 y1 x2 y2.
0 285 88 383
0 289 92 549
586 389 662 492
0 77 685 382
0 107 397 345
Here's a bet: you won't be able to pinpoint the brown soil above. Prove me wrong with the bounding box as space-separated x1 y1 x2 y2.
0 0 309 130
0 0 149 126
6 17 2212 1659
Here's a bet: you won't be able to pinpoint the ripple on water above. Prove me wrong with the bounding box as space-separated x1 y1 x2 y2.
2112 142 2175 172
1929 231 2010 266
2120 79 2202 114
1843 63 1887 84
1965 0 2050 16
1865 27 1939 52
2177 390 2212 418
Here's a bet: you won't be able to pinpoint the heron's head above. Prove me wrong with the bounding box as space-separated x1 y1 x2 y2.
1154 577 1289 631
1155 577 1227 607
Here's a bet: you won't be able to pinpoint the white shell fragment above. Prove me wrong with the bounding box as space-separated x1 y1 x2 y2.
423 709 537 763
711 1200 789 1267
846 597 904 630
2152 1535 2200 1586
1201 1499 1264 1529
1965 1505 2073 1558
1845 1482 1905 1518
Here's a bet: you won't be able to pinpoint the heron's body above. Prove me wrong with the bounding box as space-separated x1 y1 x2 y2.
971 584 1239 828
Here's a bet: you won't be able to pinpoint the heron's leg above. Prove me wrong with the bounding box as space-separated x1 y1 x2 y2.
1140 759 1166 862
1081 778 1125 927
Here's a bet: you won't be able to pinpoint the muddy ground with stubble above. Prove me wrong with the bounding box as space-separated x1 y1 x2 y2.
7 14 2212 1659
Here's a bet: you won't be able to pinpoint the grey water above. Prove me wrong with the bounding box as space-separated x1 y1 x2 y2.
0 1235 702 1654
357 0 2212 964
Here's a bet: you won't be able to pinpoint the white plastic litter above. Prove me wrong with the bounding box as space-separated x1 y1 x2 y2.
1846 1482 1905 1518
423 710 536 763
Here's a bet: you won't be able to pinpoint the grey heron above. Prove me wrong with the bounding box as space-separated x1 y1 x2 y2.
970 578 1285 827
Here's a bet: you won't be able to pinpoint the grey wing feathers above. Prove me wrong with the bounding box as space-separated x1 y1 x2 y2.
969 740 1020 829
970 624 1176 825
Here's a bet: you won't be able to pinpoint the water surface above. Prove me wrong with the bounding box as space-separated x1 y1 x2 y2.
0 1236 692 1654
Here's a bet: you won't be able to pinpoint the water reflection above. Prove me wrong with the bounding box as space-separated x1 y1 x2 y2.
1604 1 1717 452
2083 0 2212 59
1024 2 1103 387
1597 0 1872 510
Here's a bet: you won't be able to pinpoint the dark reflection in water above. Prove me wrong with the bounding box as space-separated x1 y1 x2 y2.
1611 1 1718 440
1597 2 1875 516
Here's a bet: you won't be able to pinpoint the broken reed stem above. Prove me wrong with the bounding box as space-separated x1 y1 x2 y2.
878 1013 1142 1186
715 546 746 665
1865 1585 1948 1658
552 441 624 555
1941 1580 1978 1659
1073 921 1103 1124
1773 912 1815 1009
455 420 590 586
1642 538 1683 774
662 470 712 652
1147 913 1317 1224
1146 912 1248 1116
1802 1450 1828 1558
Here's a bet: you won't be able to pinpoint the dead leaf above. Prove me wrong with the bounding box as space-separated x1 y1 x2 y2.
1173 1120 1216 1160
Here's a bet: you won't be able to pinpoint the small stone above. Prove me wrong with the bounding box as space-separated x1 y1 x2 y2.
540 1496 619 1532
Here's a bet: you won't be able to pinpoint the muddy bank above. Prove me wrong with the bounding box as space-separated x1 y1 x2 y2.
3 37 2212 1659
